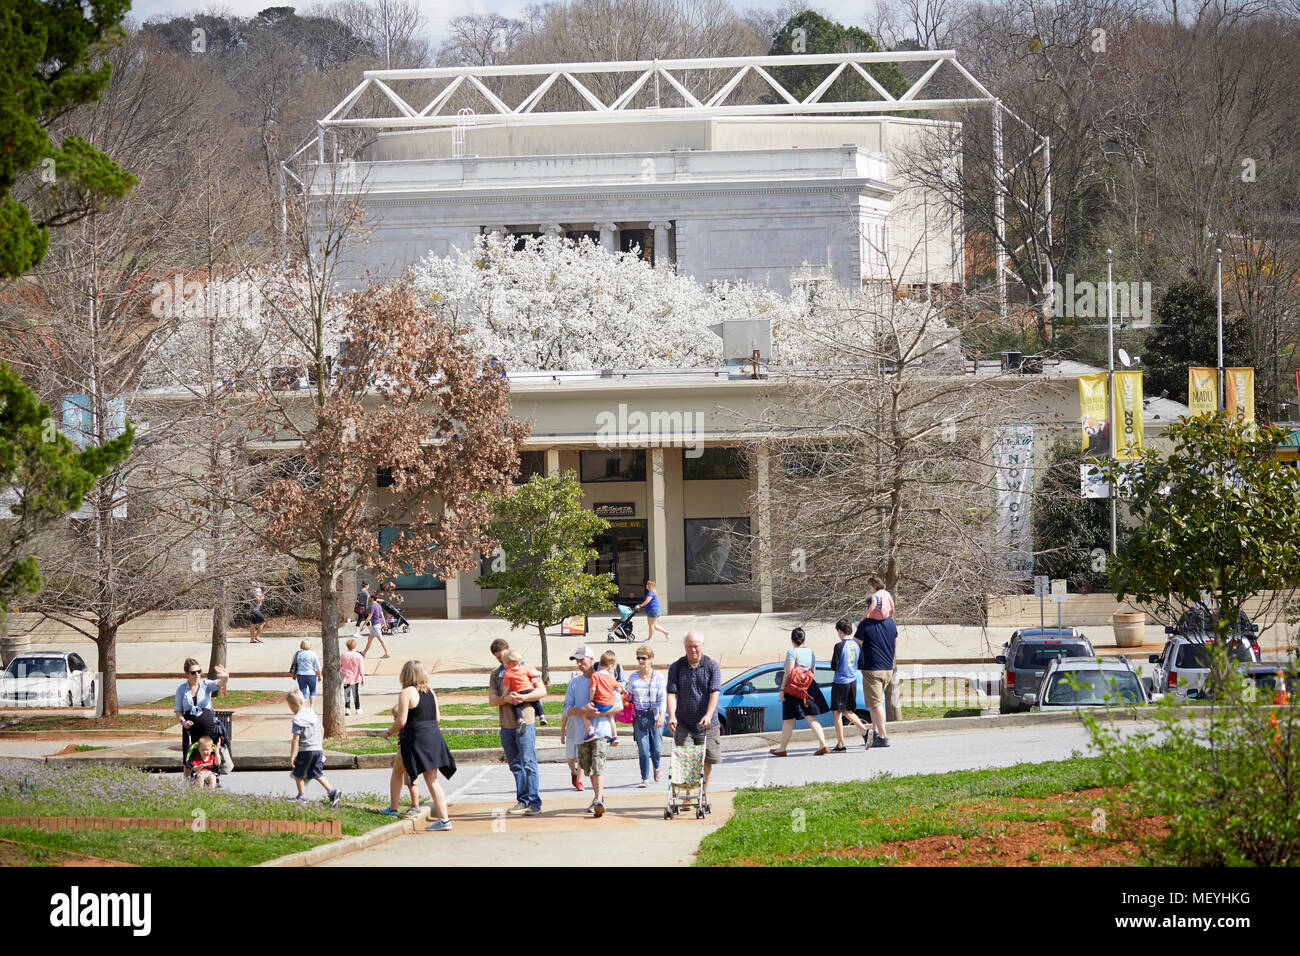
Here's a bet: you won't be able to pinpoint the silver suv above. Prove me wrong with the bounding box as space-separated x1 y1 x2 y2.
1023 657 1158 710
1149 606 1261 700
995 628 1096 713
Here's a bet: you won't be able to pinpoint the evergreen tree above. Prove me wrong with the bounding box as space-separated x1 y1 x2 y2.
0 0 137 279
1143 282 1251 405
767 11 909 106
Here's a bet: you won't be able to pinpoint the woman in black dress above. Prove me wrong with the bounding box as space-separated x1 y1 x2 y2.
385 660 456 831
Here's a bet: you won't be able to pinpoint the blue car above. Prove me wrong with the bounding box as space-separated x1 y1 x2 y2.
664 661 866 735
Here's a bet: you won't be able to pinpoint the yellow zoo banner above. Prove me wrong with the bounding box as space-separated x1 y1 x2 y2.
1079 372 1110 457
1225 367 1255 425
1113 370 1144 460
1187 367 1217 416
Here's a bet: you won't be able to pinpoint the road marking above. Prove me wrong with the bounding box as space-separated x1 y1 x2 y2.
448 764 493 801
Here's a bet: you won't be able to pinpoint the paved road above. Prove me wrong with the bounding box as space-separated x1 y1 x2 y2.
218 720 1117 807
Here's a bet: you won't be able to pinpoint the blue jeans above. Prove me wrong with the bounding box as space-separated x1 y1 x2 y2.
500 723 541 809
296 674 317 700
632 710 661 780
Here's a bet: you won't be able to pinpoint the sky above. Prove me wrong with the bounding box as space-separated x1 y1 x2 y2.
125 0 875 46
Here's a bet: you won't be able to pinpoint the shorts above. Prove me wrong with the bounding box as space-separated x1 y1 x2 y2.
863 670 893 709
673 721 721 765
592 700 616 713
292 750 325 780
250 609 265 624
369 623 383 639
577 737 607 776
296 674 317 698
830 682 857 714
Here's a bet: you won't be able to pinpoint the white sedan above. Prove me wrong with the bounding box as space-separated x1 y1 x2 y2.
0 651 96 708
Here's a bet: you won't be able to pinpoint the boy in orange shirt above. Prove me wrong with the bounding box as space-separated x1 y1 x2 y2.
501 650 544 723
582 650 621 744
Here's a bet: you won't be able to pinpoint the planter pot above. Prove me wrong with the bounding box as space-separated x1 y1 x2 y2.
1112 611 1146 647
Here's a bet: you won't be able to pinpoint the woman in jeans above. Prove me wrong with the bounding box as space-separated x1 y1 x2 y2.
625 645 666 786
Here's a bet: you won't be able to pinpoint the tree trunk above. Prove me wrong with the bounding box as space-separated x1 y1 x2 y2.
319 562 343 737
96 620 119 717
208 582 227 674
537 622 550 686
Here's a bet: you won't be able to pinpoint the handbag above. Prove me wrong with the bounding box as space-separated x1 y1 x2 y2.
786 652 815 702
615 683 635 724
218 743 235 775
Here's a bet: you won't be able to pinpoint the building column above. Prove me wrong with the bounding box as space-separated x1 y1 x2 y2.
541 223 564 238
338 552 359 628
649 447 670 617
545 448 560 478
485 225 510 240
755 444 773 614
649 221 673 268
597 222 619 253
445 572 462 620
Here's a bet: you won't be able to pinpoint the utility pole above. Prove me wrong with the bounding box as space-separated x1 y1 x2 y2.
1216 247 1225 411
1107 250 1117 555
382 0 391 69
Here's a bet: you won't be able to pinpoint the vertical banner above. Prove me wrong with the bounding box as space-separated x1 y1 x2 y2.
1225 367 1255 425
994 425 1034 580
1187 367 1218 416
1078 372 1110 457
1112 370 1144 460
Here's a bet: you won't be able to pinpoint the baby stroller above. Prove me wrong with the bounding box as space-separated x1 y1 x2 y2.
664 741 710 820
379 598 410 635
182 710 233 786
606 604 638 643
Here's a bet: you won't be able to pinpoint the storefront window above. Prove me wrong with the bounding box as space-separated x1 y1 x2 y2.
683 448 749 480
684 517 750 585
515 451 547 483
580 450 646 482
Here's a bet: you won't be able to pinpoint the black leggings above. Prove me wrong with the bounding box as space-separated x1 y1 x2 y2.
344 682 361 708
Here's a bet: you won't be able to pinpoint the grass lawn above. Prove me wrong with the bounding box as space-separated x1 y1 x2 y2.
124 689 283 711
326 732 502 754
899 705 982 720
0 763 399 865
693 757 1152 867
0 714 176 732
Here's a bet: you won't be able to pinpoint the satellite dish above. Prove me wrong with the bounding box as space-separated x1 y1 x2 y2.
1117 348 1141 368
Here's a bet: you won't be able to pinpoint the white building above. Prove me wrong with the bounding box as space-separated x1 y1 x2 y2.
291 53 996 295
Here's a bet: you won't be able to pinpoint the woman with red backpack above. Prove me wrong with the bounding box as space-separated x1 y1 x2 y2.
769 628 831 757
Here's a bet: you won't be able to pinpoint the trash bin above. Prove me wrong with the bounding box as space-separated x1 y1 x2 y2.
215 710 234 754
724 706 765 736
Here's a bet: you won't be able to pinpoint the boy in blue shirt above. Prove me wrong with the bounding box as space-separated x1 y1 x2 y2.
829 618 871 751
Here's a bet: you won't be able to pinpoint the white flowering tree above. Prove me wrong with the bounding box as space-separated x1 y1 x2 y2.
411 234 792 370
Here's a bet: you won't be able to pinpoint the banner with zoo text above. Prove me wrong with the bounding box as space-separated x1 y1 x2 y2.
1225 367 1255 425
1112 370 1144 460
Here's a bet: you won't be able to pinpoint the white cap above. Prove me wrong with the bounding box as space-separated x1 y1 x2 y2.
569 645 594 661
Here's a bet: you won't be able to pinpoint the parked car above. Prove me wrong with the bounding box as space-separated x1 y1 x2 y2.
1148 635 1260 700
666 661 866 735
0 651 96 708
1196 662 1300 701
1023 657 1158 710
995 627 1096 713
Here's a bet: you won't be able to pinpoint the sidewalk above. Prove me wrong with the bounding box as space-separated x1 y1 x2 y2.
312 791 736 867
15 610 1277 679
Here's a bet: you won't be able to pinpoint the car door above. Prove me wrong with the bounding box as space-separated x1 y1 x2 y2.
68 654 89 705
718 665 785 732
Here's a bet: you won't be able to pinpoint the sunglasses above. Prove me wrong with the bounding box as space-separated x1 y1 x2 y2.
188 669 202 675
636 657 648 661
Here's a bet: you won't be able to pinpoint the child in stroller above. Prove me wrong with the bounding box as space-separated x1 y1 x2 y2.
188 736 220 788
379 597 410 635
606 604 638 642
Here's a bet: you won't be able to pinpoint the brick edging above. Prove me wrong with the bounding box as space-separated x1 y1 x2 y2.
0 816 341 836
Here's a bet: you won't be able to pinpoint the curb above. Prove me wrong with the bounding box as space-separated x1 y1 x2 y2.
261 807 432 866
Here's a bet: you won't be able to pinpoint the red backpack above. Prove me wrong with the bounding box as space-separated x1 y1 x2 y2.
786 656 815 701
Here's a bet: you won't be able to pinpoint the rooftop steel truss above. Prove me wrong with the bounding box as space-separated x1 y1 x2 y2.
284 52 1052 314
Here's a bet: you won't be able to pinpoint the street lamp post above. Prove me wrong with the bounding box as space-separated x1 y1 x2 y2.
1216 248 1224 411
1107 249 1117 555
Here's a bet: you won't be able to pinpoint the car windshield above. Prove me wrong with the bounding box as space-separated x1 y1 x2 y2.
1176 642 1253 668
1042 670 1144 706
4 658 67 678
1014 643 1091 669
1178 608 1252 635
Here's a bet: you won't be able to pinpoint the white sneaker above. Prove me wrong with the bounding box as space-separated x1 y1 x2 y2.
356 708 363 716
